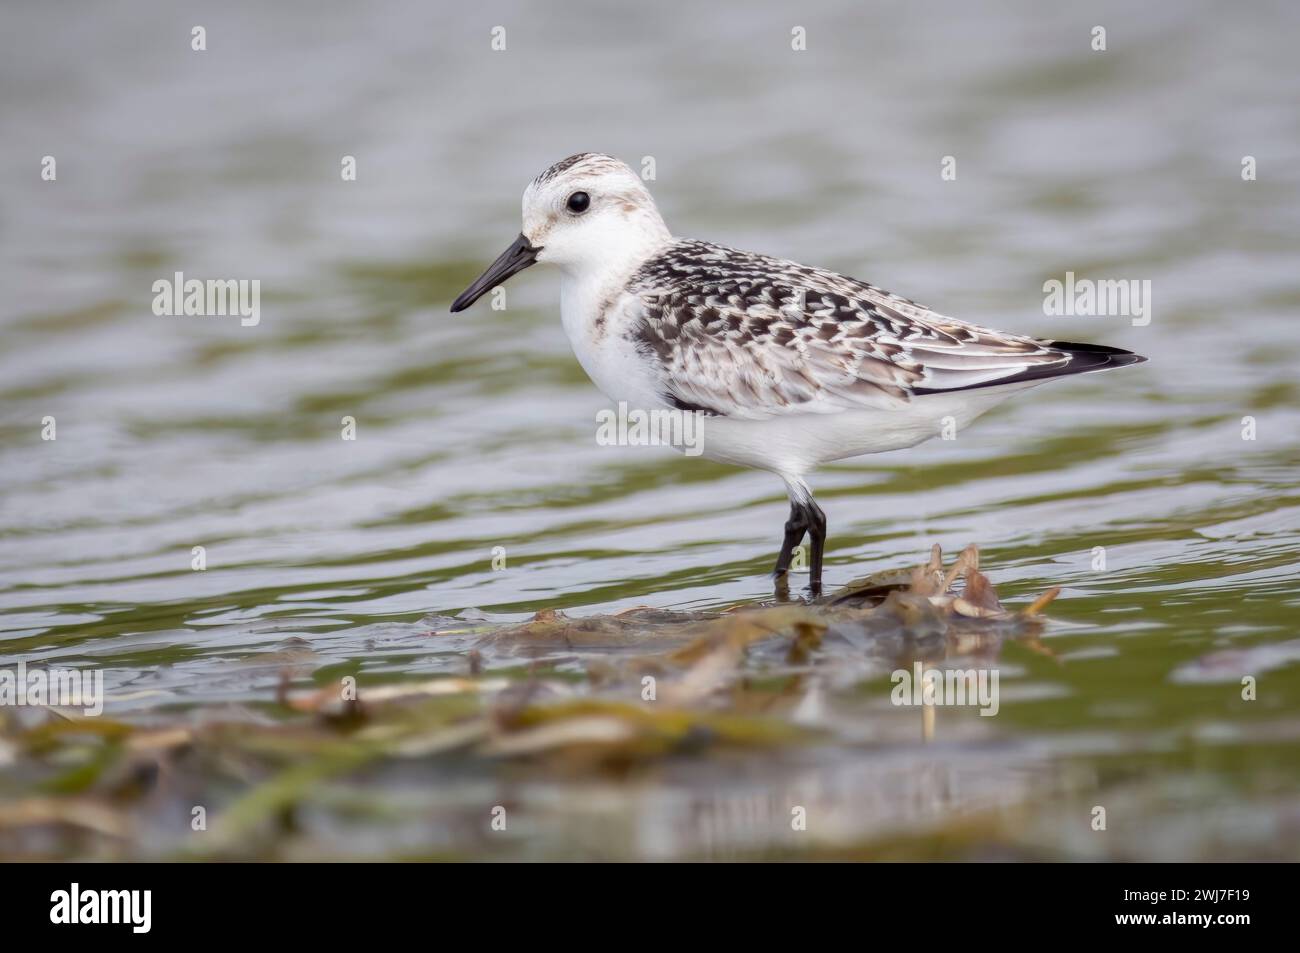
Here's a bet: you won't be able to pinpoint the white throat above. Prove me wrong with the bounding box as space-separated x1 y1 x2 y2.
555 209 672 337
553 211 674 412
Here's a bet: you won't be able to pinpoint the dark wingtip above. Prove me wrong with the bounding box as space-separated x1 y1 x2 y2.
912 340 1147 396
1049 340 1148 369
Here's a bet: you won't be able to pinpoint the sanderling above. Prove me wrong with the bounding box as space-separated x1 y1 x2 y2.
451 153 1146 595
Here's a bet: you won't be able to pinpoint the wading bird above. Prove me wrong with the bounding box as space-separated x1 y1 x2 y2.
452 153 1145 595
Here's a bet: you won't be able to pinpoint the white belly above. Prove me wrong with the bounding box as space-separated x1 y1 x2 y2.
694 382 1038 475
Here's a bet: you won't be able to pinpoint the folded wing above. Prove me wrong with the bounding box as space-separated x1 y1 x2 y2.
630 240 1143 419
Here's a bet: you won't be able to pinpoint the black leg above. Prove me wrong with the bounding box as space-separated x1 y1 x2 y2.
772 501 808 577
772 497 828 596
806 499 827 597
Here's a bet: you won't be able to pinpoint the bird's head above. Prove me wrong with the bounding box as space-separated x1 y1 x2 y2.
451 153 670 312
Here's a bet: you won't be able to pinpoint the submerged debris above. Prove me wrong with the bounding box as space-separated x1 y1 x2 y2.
0 545 1060 860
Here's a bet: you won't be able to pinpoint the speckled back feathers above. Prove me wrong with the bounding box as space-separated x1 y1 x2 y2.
620 239 1068 419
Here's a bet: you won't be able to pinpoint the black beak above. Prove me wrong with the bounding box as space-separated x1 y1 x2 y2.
449 233 541 312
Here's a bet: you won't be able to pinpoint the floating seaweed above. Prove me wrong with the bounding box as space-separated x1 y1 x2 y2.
0 545 1068 860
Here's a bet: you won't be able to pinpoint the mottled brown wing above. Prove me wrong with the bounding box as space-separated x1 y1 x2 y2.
630 241 1069 419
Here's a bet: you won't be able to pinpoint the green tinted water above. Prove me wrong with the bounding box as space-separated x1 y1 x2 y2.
1 1 1298 859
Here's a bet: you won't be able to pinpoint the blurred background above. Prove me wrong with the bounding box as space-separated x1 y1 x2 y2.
1 0 1299 860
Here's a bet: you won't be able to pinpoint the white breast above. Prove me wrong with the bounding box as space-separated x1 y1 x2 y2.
559 275 667 411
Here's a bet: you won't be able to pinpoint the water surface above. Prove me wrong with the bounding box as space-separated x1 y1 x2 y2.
2 0 1299 860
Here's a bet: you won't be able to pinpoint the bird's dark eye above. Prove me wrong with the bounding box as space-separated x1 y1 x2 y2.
566 191 591 214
